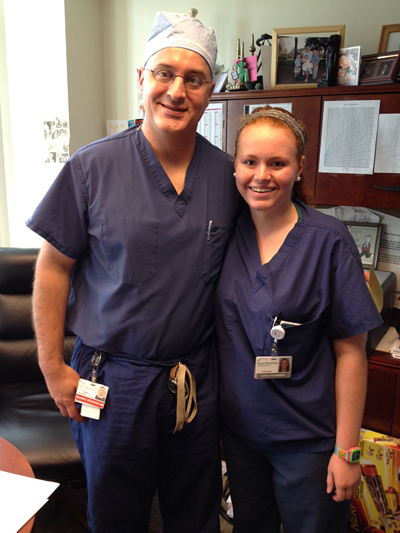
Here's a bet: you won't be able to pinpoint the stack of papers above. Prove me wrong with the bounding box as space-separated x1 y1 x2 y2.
0 470 59 533
376 327 400 359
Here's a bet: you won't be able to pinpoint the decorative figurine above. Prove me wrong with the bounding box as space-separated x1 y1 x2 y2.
233 59 249 88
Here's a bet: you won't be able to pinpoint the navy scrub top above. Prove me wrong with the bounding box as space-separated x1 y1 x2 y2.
215 201 383 452
26 127 238 363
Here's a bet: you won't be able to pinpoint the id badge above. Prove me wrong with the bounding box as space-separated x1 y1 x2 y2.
75 379 109 420
254 356 292 380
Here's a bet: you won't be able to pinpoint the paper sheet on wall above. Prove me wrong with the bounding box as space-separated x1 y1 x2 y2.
106 120 130 136
317 206 380 224
43 116 70 163
197 103 224 150
0 470 59 533
374 114 400 173
318 100 380 174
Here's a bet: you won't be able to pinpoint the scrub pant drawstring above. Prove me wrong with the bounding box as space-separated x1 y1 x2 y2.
168 363 197 433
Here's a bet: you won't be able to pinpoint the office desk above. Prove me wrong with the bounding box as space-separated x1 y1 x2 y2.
0 437 35 533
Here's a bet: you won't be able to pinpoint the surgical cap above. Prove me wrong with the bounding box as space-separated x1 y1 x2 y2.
143 12 217 75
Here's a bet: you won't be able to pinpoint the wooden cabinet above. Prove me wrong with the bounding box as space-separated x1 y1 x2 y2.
316 91 400 209
211 83 400 209
363 351 400 438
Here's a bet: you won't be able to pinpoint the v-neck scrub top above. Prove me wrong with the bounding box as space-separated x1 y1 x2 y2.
26 127 238 363
215 201 382 452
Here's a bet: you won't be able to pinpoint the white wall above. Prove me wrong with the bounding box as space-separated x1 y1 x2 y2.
65 0 106 155
101 0 400 120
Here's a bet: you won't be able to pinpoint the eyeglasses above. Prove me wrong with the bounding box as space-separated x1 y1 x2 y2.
143 67 212 91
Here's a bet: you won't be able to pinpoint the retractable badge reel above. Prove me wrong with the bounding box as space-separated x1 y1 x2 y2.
90 351 101 383
270 313 285 353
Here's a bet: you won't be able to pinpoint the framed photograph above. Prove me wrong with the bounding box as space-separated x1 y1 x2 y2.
271 25 345 89
344 222 382 269
378 24 400 53
359 51 400 85
336 46 361 86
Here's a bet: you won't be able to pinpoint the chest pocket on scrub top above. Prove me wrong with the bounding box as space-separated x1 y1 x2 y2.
266 315 325 369
101 217 158 283
201 224 233 284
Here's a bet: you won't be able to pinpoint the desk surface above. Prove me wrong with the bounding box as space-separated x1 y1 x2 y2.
0 437 35 533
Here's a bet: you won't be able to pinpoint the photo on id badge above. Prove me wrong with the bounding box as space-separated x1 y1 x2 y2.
75 379 109 419
254 356 292 379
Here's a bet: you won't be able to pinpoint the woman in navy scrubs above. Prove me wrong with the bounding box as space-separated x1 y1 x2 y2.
215 106 382 533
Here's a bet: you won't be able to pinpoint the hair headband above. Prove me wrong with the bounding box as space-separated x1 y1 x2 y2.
235 109 307 153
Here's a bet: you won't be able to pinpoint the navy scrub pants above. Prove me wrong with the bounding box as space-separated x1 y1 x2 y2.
70 340 222 533
222 430 351 533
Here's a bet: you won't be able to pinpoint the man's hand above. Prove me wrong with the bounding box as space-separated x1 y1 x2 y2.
326 453 361 502
43 362 85 423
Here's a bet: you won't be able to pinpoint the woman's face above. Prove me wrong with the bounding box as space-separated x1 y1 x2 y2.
235 122 304 216
280 359 289 371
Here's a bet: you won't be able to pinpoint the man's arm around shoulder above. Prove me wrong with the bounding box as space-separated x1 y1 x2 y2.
33 241 84 422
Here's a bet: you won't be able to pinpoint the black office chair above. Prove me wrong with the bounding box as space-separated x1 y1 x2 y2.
0 247 87 527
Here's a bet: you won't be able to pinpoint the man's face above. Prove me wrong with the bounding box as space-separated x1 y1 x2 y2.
138 48 214 139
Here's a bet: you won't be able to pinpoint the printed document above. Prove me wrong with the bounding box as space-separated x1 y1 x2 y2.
319 100 380 174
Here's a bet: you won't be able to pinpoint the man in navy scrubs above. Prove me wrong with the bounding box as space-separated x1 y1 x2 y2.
27 12 238 533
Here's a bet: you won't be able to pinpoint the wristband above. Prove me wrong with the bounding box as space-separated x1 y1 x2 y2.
334 444 362 463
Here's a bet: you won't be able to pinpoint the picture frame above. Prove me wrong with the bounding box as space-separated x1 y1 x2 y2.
359 51 400 85
213 72 229 93
336 46 361 86
378 24 400 53
344 222 382 269
271 25 345 90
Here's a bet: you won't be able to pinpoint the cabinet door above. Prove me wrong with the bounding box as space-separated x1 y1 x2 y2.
225 96 321 198
316 93 400 209
200 100 228 152
363 363 397 436
392 377 400 438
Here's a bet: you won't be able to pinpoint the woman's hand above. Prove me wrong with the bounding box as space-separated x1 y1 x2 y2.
326 453 361 502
